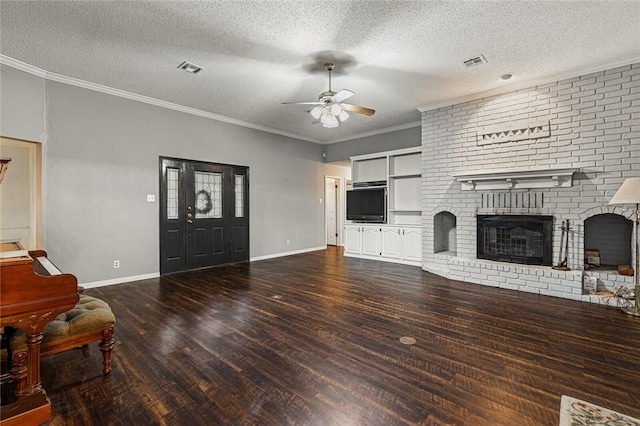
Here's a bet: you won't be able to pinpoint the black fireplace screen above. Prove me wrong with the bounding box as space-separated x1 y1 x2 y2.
477 215 553 266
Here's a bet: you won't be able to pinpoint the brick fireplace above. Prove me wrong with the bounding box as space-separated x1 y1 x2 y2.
419 62 639 304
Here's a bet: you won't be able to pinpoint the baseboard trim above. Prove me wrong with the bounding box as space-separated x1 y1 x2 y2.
251 246 327 262
81 272 160 289
80 248 327 287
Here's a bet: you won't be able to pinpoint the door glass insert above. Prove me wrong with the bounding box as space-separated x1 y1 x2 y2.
167 168 179 220
195 171 222 218
235 174 245 218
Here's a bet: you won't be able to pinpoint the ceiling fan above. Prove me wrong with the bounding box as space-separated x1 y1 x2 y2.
282 63 375 128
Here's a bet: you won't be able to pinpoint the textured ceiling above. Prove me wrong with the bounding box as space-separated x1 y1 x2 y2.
1 1 640 144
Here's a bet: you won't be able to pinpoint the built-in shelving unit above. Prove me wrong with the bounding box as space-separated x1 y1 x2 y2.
346 147 422 266
351 147 422 225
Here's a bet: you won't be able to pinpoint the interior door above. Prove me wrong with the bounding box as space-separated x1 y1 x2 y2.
326 177 338 246
160 157 249 274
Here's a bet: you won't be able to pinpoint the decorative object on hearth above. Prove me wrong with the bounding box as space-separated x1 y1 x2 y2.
0 157 11 184
609 177 640 317
619 264 634 276
553 219 570 271
559 395 640 426
282 63 375 128
584 249 601 267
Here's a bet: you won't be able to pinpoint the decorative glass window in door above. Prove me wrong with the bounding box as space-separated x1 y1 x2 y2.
166 168 179 220
195 171 222 218
235 174 245 218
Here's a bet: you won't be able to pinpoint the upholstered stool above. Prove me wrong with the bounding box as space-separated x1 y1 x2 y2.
10 295 115 394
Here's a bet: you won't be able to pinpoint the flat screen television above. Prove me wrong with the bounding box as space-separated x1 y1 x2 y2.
346 187 387 223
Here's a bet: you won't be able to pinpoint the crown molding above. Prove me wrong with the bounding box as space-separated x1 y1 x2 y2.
0 55 322 144
328 121 421 144
417 54 640 113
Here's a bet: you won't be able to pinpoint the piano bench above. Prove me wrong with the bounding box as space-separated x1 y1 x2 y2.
11 295 116 388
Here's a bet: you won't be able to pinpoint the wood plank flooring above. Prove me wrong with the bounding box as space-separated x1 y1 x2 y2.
41 247 640 425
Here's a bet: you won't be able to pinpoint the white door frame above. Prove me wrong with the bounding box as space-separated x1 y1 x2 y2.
324 175 343 247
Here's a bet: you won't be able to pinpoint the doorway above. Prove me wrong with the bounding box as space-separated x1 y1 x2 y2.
325 176 341 246
0 137 42 249
159 157 249 274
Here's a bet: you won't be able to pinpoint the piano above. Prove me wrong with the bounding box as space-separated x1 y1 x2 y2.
0 241 79 426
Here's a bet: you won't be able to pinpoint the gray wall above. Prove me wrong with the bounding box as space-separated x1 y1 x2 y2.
0 65 46 142
1 64 350 284
324 125 421 163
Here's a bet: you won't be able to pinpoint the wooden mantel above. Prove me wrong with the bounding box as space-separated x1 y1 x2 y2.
453 168 580 191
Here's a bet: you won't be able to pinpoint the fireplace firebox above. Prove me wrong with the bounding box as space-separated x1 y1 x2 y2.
477 215 554 266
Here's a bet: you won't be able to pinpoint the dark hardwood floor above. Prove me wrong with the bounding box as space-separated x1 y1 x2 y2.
42 247 640 425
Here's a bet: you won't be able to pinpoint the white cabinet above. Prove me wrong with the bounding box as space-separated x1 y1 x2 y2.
343 224 421 266
381 227 402 259
402 227 422 263
362 227 381 256
344 225 362 255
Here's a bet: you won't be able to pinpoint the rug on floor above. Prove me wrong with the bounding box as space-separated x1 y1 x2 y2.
559 395 640 426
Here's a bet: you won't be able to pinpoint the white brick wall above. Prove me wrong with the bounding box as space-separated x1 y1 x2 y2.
421 63 640 304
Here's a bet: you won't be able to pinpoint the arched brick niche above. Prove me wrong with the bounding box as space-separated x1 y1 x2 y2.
584 213 633 269
434 211 457 255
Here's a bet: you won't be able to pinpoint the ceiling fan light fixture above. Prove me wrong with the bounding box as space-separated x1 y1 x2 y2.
321 112 339 128
310 106 322 119
282 62 375 129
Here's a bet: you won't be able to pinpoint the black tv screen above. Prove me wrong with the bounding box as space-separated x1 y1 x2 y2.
347 187 386 223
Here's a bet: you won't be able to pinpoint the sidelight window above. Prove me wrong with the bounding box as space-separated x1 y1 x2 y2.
235 174 245 218
166 168 179 220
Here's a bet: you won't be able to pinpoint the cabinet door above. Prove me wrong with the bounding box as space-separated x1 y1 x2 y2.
381 227 402 259
402 228 422 262
344 225 362 254
362 227 381 257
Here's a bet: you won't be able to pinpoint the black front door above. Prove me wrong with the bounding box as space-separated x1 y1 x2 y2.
160 157 249 274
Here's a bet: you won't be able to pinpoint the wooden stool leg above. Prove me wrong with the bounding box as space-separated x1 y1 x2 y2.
99 326 115 375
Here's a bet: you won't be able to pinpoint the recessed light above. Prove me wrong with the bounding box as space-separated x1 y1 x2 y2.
500 73 514 81
177 61 203 74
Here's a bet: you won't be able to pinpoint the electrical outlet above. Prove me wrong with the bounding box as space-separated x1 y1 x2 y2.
286 240 291 246
113 260 120 269
147 194 155 202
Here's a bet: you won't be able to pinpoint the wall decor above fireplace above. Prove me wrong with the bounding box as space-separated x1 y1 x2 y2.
476 118 551 146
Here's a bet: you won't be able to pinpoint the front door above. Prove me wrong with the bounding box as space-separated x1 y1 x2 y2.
159 157 249 274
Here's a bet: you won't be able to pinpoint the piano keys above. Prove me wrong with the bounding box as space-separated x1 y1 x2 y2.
0 241 79 426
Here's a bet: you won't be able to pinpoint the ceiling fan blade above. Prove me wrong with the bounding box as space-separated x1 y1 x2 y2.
331 89 354 103
281 101 323 105
341 103 376 116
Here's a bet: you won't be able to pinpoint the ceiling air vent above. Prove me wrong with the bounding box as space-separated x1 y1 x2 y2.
463 55 487 68
177 61 203 74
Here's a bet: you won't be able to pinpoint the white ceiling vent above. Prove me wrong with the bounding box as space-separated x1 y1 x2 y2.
177 61 203 74
463 55 488 68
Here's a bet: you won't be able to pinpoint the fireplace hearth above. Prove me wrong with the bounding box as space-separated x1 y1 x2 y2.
477 215 554 266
